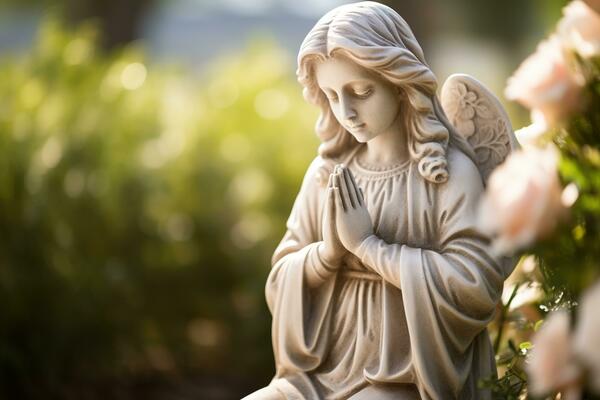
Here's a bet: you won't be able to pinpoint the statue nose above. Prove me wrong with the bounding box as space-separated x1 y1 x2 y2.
340 99 357 122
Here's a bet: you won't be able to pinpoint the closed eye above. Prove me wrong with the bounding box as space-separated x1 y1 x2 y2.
353 88 373 99
322 89 338 102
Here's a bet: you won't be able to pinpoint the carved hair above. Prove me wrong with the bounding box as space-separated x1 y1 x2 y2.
297 1 473 184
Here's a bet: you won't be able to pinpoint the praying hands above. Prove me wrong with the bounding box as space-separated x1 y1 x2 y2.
321 164 375 262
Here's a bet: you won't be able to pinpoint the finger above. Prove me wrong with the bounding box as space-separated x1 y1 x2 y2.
323 187 334 228
342 167 358 209
333 186 344 214
347 168 363 206
336 172 351 212
334 174 347 211
327 172 334 189
323 185 332 216
335 174 351 211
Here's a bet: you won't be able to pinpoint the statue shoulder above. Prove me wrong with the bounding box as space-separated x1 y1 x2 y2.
297 156 329 197
302 155 341 189
445 147 485 198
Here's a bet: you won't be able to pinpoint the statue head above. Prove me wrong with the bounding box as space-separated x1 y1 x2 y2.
297 1 462 184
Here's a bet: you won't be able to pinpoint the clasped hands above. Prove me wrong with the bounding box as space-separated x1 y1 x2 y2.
319 164 374 267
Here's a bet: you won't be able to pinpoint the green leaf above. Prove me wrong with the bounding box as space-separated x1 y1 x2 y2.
519 341 533 351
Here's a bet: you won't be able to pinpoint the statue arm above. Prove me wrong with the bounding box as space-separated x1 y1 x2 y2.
353 150 506 315
266 157 338 310
272 230 337 289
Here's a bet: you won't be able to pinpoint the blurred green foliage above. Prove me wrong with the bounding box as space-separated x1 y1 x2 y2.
0 18 318 398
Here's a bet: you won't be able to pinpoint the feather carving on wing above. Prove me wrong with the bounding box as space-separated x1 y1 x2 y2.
441 74 519 184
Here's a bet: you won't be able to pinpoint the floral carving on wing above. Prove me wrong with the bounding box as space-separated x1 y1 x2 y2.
441 74 519 184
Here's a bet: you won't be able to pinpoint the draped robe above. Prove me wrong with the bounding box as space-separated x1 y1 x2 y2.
264 146 512 399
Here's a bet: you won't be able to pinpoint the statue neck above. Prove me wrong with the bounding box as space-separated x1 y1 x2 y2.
360 121 410 167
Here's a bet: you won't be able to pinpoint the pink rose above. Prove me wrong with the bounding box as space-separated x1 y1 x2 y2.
573 282 600 394
478 146 564 254
528 311 582 399
513 113 550 147
584 0 600 14
505 35 583 128
559 1 600 58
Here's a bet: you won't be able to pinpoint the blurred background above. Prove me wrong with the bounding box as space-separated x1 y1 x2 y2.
0 0 568 398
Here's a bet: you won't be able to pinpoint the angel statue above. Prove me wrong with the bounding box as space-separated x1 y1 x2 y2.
244 2 518 399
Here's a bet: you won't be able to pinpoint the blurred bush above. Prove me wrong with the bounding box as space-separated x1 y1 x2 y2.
0 18 318 398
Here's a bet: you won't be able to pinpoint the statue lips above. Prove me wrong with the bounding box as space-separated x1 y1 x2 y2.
347 122 369 142
347 122 366 131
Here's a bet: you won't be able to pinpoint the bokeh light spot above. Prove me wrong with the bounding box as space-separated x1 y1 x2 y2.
229 168 273 205
63 38 92 65
208 79 239 108
146 346 175 372
139 128 186 169
40 137 63 169
64 169 86 198
187 319 226 348
220 133 250 163
121 62 147 90
254 89 289 120
230 211 271 249
231 289 258 317
20 80 44 109
163 214 195 242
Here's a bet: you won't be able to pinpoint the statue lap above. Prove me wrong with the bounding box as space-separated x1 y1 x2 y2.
243 383 420 399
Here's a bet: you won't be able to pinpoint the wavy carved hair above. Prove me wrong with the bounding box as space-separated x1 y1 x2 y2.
297 1 473 184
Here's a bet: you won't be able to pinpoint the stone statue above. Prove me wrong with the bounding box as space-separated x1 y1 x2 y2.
245 2 518 399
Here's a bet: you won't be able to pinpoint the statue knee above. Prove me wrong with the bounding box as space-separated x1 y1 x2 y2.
242 385 286 400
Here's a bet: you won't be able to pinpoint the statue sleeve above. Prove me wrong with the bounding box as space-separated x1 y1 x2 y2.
265 157 337 376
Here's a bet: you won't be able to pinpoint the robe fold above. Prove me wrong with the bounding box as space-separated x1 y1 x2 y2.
264 146 512 400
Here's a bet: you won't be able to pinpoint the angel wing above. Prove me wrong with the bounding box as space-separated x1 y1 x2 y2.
440 74 519 184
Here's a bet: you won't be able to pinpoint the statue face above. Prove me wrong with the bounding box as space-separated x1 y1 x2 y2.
314 55 402 143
